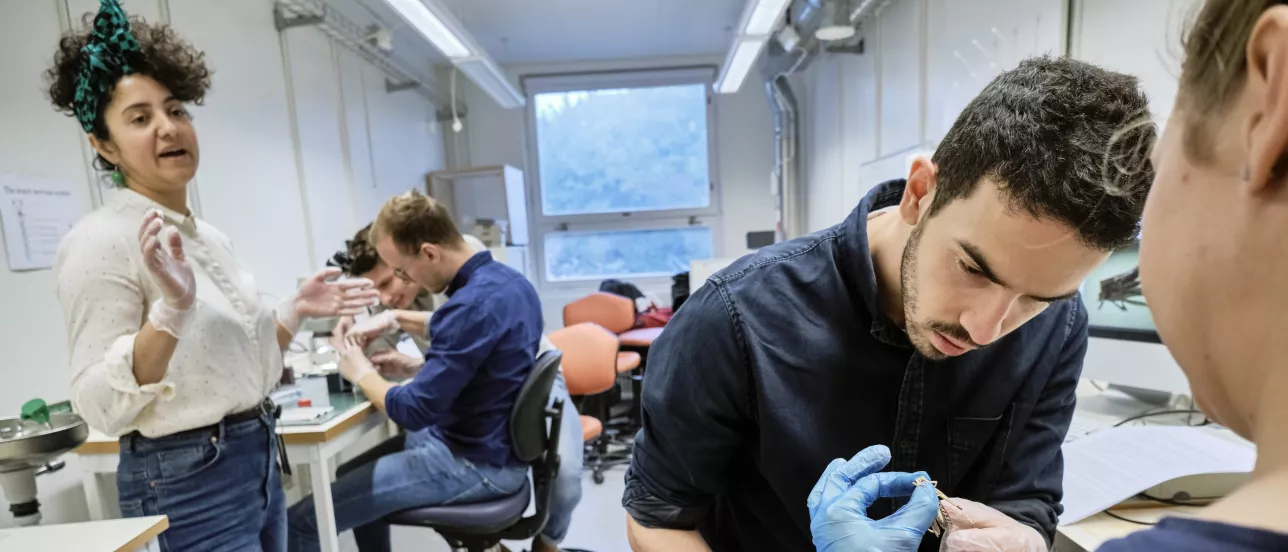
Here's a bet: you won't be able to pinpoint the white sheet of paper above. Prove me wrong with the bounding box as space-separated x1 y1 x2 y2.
0 175 82 271
279 406 334 425
1059 426 1255 525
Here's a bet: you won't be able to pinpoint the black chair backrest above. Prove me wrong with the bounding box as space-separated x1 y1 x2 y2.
498 350 565 541
510 350 561 463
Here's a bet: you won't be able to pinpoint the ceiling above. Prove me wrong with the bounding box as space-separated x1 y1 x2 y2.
347 0 746 65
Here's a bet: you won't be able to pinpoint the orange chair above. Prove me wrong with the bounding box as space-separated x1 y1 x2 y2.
563 292 664 349
562 291 646 373
563 292 663 433
563 292 635 333
549 322 632 484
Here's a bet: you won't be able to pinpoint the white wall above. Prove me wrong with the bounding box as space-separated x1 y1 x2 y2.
1070 0 1202 128
798 0 1202 232
0 0 444 527
798 0 1065 232
459 55 777 328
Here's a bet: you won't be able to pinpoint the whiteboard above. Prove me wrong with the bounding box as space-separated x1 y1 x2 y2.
1070 0 1203 128
924 0 1066 144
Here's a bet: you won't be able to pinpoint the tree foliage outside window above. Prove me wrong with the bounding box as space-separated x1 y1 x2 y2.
544 227 713 282
534 84 711 216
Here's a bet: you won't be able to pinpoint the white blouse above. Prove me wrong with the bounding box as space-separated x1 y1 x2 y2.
55 189 282 438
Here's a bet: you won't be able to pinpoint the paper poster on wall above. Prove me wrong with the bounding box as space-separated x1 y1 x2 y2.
0 174 82 271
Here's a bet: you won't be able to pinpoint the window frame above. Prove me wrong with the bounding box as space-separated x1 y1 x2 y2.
521 67 723 290
537 218 723 284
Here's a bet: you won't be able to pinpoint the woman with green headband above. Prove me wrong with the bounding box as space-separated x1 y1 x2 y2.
46 2 376 550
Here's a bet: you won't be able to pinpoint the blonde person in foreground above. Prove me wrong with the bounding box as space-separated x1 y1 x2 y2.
807 1 1288 551
48 2 376 550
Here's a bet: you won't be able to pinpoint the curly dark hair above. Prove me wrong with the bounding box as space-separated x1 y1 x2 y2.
45 14 211 176
929 56 1155 251
335 224 382 278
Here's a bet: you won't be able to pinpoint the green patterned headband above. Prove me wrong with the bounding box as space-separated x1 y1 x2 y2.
74 0 142 133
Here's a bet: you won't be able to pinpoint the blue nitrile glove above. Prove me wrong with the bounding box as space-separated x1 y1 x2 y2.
808 445 940 552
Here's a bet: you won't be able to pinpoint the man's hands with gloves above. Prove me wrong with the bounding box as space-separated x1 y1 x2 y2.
808 445 940 552
939 498 1046 552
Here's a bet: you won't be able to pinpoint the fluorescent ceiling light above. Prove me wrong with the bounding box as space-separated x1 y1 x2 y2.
715 37 767 95
381 0 526 109
744 0 793 35
458 57 525 109
716 0 790 94
382 0 472 58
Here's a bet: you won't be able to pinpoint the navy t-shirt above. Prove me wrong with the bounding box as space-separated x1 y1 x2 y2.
1098 517 1288 551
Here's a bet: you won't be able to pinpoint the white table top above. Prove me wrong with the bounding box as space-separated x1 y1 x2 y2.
76 396 379 454
0 516 168 551
1056 381 1237 550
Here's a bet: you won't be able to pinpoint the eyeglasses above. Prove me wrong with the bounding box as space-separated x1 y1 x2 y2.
392 255 416 282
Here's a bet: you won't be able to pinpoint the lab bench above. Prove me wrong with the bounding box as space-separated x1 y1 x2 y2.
0 515 168 551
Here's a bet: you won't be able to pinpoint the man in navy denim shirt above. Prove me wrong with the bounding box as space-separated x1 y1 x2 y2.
624 57 1158 552
287 191 543 552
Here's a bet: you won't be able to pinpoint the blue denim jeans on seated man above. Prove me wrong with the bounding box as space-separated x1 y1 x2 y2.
286 428 528 552
117 414 287 552
286 373 583 552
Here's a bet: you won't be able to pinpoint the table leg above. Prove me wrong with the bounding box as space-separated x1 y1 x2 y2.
309 457 340 552
82 470 107 521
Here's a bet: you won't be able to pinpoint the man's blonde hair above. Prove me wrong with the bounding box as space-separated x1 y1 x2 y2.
372 190 464 255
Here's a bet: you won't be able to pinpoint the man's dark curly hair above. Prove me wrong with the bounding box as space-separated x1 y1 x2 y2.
45 14 211 177
332 224 382 278
928 56 1155 251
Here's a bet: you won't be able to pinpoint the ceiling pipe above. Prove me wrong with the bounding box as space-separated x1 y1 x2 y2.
272 0 447 106
766 77 803 242
759 0 833 242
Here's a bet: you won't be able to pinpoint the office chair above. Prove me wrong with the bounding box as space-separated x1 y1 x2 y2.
550 323 633 484
382 351 565 552
562 292 663 431
562 292 663 349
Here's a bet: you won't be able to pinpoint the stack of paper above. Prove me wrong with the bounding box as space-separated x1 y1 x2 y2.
1058 426 1255 525
280 406 334 426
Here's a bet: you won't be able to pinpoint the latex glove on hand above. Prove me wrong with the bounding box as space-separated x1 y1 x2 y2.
277 268 378 334
808 445 939 552
336 338 378 385
138 210 196 337
370 350 423 379
333 316 356 347
346 311 400 347
940 497 1046 552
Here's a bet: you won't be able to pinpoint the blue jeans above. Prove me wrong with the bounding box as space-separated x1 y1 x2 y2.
286 431 527 552
542 373 584 546
117 413 286 552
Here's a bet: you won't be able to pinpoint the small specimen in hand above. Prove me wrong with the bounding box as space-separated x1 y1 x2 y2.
913 476 972 537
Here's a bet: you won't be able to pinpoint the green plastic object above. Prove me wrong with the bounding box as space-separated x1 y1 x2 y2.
21 399 50 425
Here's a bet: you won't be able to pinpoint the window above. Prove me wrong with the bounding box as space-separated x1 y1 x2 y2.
544 227 713 282
526 69 719 285
534 84 711 215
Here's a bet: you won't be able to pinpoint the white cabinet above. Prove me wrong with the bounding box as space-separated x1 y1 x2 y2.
427 165 530 246
488 245 535 281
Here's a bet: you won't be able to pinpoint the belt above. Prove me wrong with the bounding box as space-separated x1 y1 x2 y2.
224 398 275 425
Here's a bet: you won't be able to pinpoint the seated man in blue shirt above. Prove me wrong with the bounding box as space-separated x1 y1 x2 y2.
287 191 543 552
623 56 1156 552
323 223 584 552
